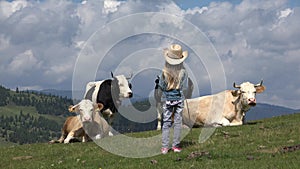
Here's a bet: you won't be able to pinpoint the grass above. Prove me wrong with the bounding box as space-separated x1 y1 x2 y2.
0 113 300 169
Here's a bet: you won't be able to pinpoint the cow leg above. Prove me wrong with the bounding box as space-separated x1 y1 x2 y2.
57 130 68 143
102 109 114 125
57 136 65 143
82 133 89 143
64 131 75 143
220 118 230 126
156 102 163 130
229 120 243 126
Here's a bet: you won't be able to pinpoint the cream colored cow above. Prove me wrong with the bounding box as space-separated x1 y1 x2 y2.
182 81 266 127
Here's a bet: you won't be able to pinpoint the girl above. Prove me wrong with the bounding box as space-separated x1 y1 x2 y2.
158 44 188 154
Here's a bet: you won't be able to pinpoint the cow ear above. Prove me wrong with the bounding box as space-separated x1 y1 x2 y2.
68 104 79 113
97 103 104 111
256 85 266 93
231 90 240 97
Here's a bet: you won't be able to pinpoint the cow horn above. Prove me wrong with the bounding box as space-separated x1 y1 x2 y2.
233 82 241 89
111 72 114 78
254 80 263 87
126 73 133 80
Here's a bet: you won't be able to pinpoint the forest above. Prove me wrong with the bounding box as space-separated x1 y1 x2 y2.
0 85 73 144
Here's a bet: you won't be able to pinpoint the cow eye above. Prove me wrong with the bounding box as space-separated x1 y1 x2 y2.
129 83 132 89
241 91 246 93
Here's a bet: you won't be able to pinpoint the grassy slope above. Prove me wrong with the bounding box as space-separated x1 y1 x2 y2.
0 105 66 126
0 113 300 169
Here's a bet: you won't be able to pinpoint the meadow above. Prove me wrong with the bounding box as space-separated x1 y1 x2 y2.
0 113 299 169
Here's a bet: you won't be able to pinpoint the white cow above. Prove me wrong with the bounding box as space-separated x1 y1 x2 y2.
182 81 266 127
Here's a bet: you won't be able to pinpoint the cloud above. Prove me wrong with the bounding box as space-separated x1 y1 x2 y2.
7 50 41 73
103 0 124 14
0 0 299 109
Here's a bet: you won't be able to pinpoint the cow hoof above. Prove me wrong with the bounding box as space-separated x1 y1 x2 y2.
95 134 102 139
108 132 114 136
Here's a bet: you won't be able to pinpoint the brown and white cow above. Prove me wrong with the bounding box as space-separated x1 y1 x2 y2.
182 81 265 127
49 99 111 144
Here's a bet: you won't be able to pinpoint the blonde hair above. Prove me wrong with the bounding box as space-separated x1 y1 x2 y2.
162 62 185 90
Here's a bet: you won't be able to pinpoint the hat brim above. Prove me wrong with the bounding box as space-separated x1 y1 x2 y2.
164 50 188 65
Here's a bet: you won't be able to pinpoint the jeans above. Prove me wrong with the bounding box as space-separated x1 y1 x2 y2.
161 100 183 148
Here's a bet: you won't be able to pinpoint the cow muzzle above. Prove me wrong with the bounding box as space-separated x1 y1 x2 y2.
248 98 256 106
82 116 92 123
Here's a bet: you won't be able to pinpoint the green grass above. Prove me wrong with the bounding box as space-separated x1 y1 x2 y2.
1 113 300 169
0 105 38 117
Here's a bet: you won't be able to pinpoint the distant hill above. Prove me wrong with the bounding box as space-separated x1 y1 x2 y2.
246 103 299 121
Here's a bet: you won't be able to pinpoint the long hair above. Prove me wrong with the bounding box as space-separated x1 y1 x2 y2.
162 62 185 90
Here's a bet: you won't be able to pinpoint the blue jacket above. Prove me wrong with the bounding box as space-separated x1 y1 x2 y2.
158 69 188 101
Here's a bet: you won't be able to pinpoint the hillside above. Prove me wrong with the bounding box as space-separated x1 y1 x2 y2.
0 113 299 169
0 85 74 145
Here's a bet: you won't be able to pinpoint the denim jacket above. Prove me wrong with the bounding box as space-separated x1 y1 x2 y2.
158 69 188 101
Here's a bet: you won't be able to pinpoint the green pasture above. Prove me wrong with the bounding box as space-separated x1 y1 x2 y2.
0 113 299 169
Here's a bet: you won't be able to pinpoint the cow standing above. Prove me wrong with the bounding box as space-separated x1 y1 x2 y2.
182 81 266 127
84 73 133 124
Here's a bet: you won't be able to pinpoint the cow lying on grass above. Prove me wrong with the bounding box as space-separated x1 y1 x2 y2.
182 81 266 127
49 99 112 144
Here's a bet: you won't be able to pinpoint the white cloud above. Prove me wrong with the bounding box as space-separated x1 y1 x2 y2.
7 50 41 73
103 0 124 14
0 0 28 20
0 0 299 109
278 8 293 19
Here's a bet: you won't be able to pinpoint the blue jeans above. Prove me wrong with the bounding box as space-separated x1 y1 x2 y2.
162 100 183 148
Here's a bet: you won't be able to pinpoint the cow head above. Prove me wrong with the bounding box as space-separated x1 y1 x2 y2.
232 80 266 107
69 99 104 123
111 73 133 99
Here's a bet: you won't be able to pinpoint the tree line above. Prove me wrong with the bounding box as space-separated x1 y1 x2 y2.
1 85 74 116
0 110 61 144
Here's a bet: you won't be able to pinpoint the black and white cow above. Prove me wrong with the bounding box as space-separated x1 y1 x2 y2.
84 73 133 124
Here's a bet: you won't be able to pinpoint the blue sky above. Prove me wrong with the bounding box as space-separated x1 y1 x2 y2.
0 0 300 109
174 0 300 9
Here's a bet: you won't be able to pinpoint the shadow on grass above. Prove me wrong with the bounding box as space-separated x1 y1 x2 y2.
244 121 262 125
180 140 197 148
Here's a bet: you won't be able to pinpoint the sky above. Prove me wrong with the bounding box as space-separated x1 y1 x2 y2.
0 0 300 109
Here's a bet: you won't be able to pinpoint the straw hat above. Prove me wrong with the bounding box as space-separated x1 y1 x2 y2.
163 44 188 65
